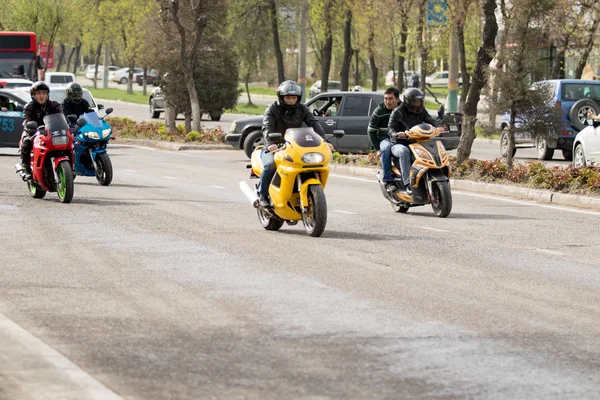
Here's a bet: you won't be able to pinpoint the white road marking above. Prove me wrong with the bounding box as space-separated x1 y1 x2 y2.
210 185 225 189
455 191 600 216
418 226 450 233
333 210 357 215
533 248 566 256
330 174 375 183
0 312 123 399
161 176 178 180
123 169 136 173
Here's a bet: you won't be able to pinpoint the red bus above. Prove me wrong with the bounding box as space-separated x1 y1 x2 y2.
0 31 43 82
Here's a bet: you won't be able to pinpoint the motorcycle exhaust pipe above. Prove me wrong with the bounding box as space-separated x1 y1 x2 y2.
14 163 28 181
239 181 259 207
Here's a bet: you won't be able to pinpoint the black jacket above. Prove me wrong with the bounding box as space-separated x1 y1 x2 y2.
262 101 326 146
23 100 63 128
62 98 93 118
388 103 438 145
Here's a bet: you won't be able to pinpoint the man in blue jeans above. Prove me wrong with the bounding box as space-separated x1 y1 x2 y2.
387 88 438 194
368 87 401 192
259 80 333 207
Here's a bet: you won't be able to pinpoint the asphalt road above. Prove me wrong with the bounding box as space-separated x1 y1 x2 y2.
1 146 599 399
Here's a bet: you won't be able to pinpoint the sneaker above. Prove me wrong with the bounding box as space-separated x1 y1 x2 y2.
403 183 412 195
258 194 270 208
384 182 398 192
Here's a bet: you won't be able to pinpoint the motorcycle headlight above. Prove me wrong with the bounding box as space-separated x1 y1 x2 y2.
51 135 69 145
413 147 433 161
102 128 112 137
437 140 447 158
301 152 325 164
85 132 101 140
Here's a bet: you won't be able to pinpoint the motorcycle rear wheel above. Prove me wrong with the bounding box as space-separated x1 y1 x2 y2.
28 181 46 199
391 202 409 213
56 161 75 203
302 185 327 237
430 181 452 217
95 152 113 186
257 206 284 231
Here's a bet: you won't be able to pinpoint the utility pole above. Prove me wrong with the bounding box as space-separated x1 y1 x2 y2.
448 25 459 112
298 0 308 101
102 43 109 89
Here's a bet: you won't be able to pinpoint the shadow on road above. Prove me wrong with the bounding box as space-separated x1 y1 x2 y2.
71 198 151 206
439 212 536 220
75 182 167 189
278 229 411 241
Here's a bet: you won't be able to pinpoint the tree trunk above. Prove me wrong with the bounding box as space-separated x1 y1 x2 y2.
184 70 202 132
142 66 148 96
456 0 498 164
165 103 177 132
321 34 333 94
340 9 353 91
245 71 253 105
92 43 102 89
44 24 60 73
184 112 192 133
73 42 82 75
575 14 600 79
368 30 378 91
66 46 75 73
458 22 470 113
417 0 428 93
127 60 134 95
550 42 566 79
398 20 408 92
269 0 285 84
56 43 66 72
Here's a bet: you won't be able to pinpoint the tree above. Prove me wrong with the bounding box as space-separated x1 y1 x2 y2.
574 1 600 79
267 0 286 84
339 7 354 90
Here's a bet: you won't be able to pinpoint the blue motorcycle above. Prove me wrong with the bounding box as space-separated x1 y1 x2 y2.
73 108 114 186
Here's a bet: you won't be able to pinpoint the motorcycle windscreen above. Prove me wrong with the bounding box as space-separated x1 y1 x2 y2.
81 111 103 128
42 113 69 136
284 127 322 147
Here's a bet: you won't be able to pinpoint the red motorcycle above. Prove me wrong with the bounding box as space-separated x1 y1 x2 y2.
15 113 79 203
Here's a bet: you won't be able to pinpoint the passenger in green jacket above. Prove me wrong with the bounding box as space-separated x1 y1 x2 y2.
367 87 401 192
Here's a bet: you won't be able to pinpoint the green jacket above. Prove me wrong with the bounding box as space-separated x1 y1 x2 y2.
367 102 394 151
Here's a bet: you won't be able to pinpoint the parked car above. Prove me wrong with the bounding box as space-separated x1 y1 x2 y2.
425 71 462 88
85 65 119 80
148 82 226 122
110 67 143 84
498 79 600 161
0 88 27 147
385 70 419 87
136 69 159 86
308 80 341 99
573 119 600 167
44 72 75 87
0 78 33 89
225 91 463 158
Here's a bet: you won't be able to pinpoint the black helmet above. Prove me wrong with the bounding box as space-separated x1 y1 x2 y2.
277 80 303 106
403 88 425 114
30 81 50 99
66 82 84 103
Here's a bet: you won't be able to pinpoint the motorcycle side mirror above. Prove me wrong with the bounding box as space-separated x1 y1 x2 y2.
26 121 38 130
38 126 47 135
97 104 105 110
268 132 282 141
332 130 345 138
437 105 445 118
67 114 78 123
105 108 113 115
76 118 87 127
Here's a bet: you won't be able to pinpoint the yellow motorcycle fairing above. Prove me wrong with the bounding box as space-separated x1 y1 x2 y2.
250 128 331 221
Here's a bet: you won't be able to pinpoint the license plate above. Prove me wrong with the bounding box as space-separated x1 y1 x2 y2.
449 125 458 132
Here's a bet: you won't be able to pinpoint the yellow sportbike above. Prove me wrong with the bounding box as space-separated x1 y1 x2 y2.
247 128 343 237
377 123 452 217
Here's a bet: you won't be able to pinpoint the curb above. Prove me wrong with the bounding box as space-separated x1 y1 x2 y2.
114 138 234 151
330 164 600 211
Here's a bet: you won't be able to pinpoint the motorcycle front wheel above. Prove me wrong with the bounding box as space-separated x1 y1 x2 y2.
56 160 75 203
302 185 327 237
430 181 452 218
95 152 113 186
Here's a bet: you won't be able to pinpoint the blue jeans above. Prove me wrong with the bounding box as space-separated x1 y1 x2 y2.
379 139 393 182
259 148 276 197
390 144 412 186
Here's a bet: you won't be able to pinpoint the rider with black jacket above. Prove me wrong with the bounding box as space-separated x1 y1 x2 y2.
387 88 438 194
259 80 333 207
20 81 63 180
62 82 93 118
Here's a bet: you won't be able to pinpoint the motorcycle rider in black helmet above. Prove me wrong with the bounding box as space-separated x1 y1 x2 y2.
387 88 438 194
259 80 334 207
20 81 63 180
62 82 93 118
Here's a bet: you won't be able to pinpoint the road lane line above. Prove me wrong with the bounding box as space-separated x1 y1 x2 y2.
533 248 566 256
333 210 357 215
330 174 374 183
455 191 600 216
123 169 136 173
0 312 123 399
418 226 450 233
210 185 225 189
161 176 178 180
